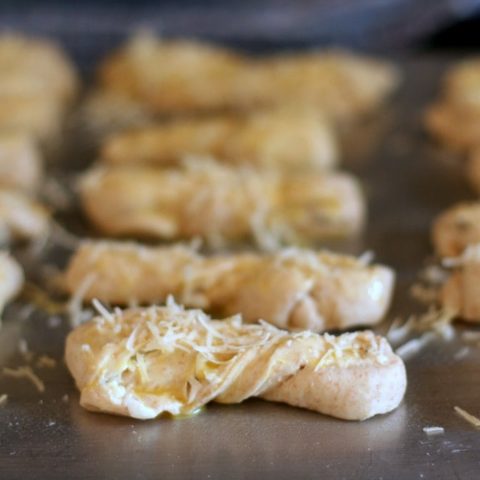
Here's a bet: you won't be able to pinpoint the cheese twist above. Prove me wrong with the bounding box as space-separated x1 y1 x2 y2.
64 241 394 332
65 302 406 421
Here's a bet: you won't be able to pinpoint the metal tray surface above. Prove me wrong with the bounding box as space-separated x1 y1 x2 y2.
1 55 480 480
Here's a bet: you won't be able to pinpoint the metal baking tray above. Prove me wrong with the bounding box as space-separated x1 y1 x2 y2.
1 52 480 480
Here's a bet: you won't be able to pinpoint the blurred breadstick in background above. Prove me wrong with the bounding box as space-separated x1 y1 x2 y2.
96 33 399 121
79 162 365 248
101 109 338 171
0 34 78 144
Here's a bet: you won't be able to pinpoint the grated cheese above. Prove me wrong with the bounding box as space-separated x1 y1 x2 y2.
423 426 444 435
67 273 96 328
92 298 115 323
410 283 439 304
454 346 470 360
396 332 436 360
461 330 480 343
36 355 56 368
388 308 457 355
419 265 449 285
18 338 33 362
454 406 480 428
3 366 45 393
22 282 66 315
443 244 480 268
47 316 62 328
387 316 415 344
69 300 398 419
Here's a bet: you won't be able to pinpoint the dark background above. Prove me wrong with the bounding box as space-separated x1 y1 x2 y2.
1 1 480 52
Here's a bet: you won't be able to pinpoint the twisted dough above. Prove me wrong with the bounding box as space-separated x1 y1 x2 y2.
65 302 406 421
441 244 480 323
0 34 78 142
64 241 394 332
79 163 365 248
98 34 399 121
101 109 338 171
425 60 480 151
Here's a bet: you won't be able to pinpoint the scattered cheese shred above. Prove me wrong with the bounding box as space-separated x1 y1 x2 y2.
18 338 33 362
396 332 435 360
92 298 115 323
0 393 7 406
389 308 457 360
3 366 45 393
22 282 66 315
36 355 57 368
461 331 480 343
454 346 470 360
423 426 445 435
67 273 96 327
454 406 480 428
410 284 439 304
387 317 415 344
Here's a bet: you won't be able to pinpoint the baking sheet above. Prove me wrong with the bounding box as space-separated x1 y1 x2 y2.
1 55 480 480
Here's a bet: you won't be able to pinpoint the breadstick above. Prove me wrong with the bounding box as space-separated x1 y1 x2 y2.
65 302 407 421
0 132 42 192
101 109 338 171
98 34 399 121
79 163 365 247
64 241 394 332
426 60 480 150
0 34 78 142
0 34 77 103
441 244 480 322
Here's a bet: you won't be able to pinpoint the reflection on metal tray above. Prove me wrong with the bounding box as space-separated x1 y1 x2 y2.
1 55 480 480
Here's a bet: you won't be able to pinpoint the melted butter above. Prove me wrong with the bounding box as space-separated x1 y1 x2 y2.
169 406 205 420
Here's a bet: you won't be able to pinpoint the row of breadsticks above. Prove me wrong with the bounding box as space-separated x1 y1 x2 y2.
1 33 408 422
428 60 480 321
0 35 78 318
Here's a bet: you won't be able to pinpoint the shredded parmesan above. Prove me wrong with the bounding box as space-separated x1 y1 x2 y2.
454 346 470 360
387 317 415 344
419 265 449 285
47 316 62 328
461 330 480 343
3 366 45 393
410 283 439 304
389 308 456 356
68 299 399 419
18 338 33 361
396 332 436 360
36 355 56 368
454 406 480 428
22 282 65 315
67 273 96 327
423 426 444 435
92 298 115 323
